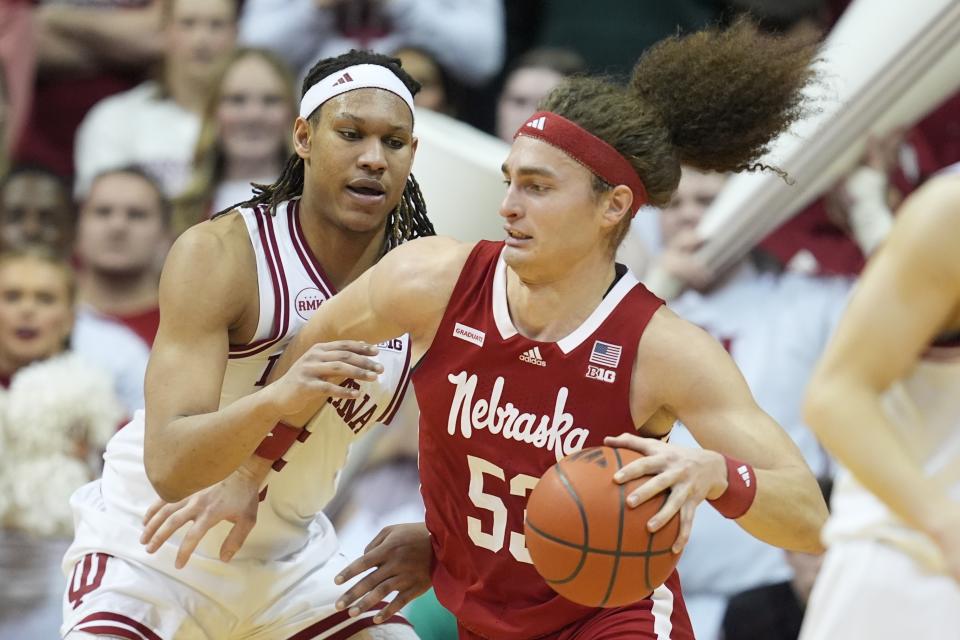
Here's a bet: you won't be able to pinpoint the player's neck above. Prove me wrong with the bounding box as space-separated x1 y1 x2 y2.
505 251 616 343
297 200 384 291
78 268 159 316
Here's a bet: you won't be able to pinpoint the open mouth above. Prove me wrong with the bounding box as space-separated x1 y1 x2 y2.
347 186 385 197
506 229 532 240
346 179 386 200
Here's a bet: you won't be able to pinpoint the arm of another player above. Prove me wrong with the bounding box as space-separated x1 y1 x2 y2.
143 221 381 502
141 236 469 563
268 235 471 387
804 176 960 580
612 307 828 554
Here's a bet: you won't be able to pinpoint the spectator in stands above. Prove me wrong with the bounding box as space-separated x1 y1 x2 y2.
0 165 149 413
495 47 586 143
238 0 504 87
76 167 171 347
393 46 453 115
73 0 238 198
174 48 296 234
0 165 74 259
16 0 162 177
0 246 122 640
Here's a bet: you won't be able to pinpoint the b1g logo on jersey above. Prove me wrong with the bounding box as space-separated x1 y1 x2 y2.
378 338 404 351
294 287 324 321
585 364 616 383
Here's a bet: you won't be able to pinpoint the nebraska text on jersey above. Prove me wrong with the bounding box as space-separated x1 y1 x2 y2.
446 371 589 461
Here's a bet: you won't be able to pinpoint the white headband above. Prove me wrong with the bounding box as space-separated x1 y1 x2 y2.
299 64 416 119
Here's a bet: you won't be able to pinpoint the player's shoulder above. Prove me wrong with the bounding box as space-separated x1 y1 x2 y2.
888 175 960 269
380 236 474 282
899 174 960 227
161 213 256 304
370 237 474 322
637 305 725 367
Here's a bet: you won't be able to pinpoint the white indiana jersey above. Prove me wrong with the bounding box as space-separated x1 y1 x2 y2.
824 337 960 572
65 198 412 581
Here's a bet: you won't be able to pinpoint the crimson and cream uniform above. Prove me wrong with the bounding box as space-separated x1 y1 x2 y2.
413 241 694 640
61 199 413 640
798 165 960 640
800 347 960 636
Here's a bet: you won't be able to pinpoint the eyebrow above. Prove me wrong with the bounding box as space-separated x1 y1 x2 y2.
333 112 410 135
501 163 560 179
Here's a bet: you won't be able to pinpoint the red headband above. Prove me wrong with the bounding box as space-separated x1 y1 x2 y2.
514 111 648 216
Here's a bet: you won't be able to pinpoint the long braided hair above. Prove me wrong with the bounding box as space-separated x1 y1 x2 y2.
218 50 435 255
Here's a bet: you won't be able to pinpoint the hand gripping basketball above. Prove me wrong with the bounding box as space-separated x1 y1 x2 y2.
524 446 681 608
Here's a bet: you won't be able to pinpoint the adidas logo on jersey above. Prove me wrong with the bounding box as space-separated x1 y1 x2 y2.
519 346 547 367
525 115 546 130
736 464 752 488
332 72 354 86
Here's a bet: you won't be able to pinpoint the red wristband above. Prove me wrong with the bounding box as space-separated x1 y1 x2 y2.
254 422 301 461
707 455 757 519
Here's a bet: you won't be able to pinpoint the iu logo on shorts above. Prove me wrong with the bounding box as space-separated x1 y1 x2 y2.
68 553 112 609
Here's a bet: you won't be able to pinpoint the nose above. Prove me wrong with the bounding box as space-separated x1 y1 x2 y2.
676 203 705 228
357 138 387 174
21 211 44 239
498 184 522 220
14 297 36 321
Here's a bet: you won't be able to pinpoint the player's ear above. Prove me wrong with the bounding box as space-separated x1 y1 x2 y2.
293 117 312 160
600 184 633 229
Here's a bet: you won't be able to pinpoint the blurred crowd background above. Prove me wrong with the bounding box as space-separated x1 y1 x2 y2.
0 0 957 638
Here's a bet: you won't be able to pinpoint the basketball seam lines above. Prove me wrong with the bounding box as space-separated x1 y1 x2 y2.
645 492 670 593
524 520 675 558
600 449 628 607
546 463 591 585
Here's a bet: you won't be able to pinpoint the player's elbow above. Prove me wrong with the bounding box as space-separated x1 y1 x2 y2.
793 486 829 555
143 433 193 502
144 456 190 503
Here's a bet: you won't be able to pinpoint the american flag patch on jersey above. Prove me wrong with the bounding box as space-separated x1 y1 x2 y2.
590 340 622 368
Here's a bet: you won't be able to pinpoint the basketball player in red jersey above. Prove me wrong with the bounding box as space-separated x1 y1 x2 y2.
60 50 435 639
144 22 829 639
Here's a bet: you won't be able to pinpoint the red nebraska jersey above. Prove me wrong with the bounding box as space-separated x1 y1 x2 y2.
413 241 688 639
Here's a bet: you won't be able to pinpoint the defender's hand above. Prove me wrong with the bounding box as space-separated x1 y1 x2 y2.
334 523 433 624
140 463 263 569
268 341 383 418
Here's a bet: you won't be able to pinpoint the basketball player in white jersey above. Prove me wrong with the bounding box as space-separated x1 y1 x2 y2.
60 50 433 640
144 22 831 640
799 168 960 638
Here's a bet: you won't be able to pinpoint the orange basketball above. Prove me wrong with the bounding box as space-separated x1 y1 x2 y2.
524 446 680 608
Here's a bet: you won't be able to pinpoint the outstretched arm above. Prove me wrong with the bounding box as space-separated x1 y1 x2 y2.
804 176 960 580
268 236 471 386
